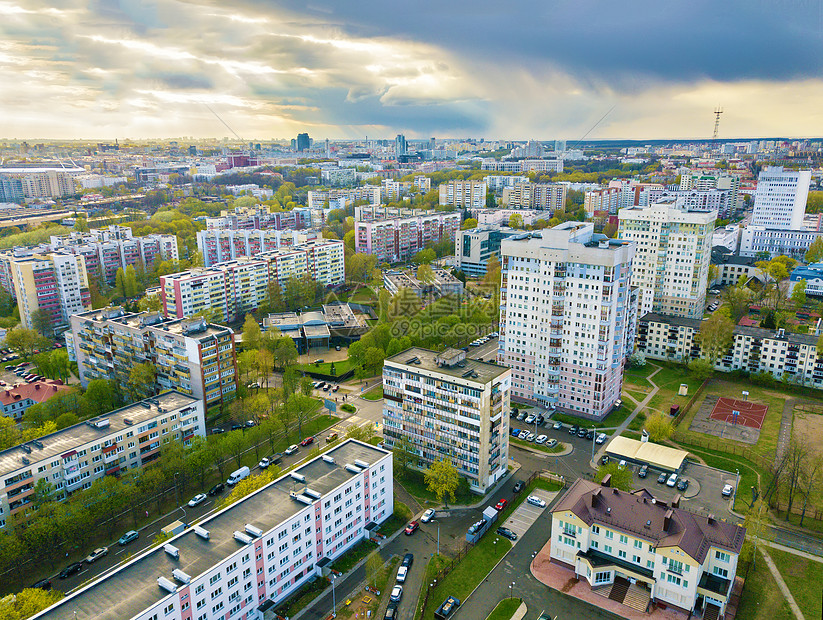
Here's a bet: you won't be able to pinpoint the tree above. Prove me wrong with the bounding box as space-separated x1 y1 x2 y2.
124 265 139 298
413 248 436 264
30 309 53 338
366 551 383 589
80 379 120 418
643 413 675 442
722 283 752 323
424 458 459 506
74 217 90 232
688 358 714 382
114 267 127 299
483 254 501 288
790 280 807 309
694 313 734 363
508 213 524 229
805 236 823 263
594 462 633 492
0 587 64 618
242 314 262 352
627 351 646 369
461 218 478 230
5 327 48 359
128 363 156 401
392 435 416 479
218 468 278 509
416 264 435 284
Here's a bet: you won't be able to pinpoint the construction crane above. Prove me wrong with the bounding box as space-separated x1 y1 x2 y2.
712 106 723 141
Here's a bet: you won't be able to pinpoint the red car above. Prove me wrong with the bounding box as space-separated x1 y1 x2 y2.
404 521 419 535
300 436 315 447
494 499 508 511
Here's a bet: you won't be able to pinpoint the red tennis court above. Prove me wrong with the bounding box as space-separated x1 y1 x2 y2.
709 397 768 429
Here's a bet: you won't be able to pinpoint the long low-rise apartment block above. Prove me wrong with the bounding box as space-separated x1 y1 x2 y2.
197 229 319 267
32 439 392 620
0 391 203 527
636 312 823 388
68 308 237 407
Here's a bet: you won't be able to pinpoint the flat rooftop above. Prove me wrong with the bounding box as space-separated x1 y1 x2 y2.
0 391 198 479
74 308 232 340
385 347 509 385
36 440 390 620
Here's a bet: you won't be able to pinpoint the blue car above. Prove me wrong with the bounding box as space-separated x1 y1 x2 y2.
510 428 520 436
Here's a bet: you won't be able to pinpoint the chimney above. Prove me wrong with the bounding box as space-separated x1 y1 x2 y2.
671 494 680 509
601 474 612 488
707 514 715 524
591 489 601 507
35 384 40 390
663 509 673 532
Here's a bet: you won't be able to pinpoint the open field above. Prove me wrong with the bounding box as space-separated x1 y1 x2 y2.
735 548 793 620
768 546 823 619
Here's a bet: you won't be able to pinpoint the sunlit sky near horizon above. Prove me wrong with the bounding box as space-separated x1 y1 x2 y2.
1 0 823 141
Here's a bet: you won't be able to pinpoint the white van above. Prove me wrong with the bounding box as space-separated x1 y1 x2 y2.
227 466 250 486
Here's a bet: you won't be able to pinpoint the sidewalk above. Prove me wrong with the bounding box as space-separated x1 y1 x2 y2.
760 547 805 620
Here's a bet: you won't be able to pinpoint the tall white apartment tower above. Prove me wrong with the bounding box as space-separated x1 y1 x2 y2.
617 198 715 319
498 223 636 420
750 166 811 230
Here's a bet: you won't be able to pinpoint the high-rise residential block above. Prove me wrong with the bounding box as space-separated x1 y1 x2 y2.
438 180 487 209
10 252 92 332
0 175 24 203
382 347 511 493
750 166 811 230
296 132 310 152
0 391 204 528
454 226 518 277
68 308 238 407
197 229 318 267
395 134 408 156
502 182 568 211
618 198 715 319
584 187 620 216
498 223 635 420
355 213 460 262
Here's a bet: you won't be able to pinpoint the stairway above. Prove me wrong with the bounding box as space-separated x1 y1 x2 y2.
703 603 721 620
608 576 631 603
623 583 651 612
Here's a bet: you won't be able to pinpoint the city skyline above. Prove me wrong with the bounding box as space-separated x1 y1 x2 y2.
1 1 823 141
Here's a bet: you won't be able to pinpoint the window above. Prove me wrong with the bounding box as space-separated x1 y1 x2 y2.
195 584 205 595
619 534 628 544
618 550 627 559
604 530 613 540
713 566 729 578
715 551 731 563
594 571 610 584
633 540 643 549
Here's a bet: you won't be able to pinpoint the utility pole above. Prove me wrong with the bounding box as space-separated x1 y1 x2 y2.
713 107 723 142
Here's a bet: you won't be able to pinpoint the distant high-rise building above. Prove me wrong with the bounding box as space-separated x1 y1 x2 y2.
750 166 811 230
395 134 407 157
554 139 566 152
0 175 24 203
296 132 310 152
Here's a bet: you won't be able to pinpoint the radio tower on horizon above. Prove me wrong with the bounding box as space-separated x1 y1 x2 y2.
712 106 723 141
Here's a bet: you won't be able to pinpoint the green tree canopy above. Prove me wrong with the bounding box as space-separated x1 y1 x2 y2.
424 458 460 506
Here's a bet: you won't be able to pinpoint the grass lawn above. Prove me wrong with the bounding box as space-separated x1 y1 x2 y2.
397 469 477 506
337 557 399 619
510 436 565 454
362 385 383 400
377 500 413 537
298 358 353 376
550 404 633 429
420 534 512 620
350 288 377 303
414 554 451 620
641 363 703 416
768 546 823 619
331 539 379 574
275 575 331 618
736 548 793 620
627 411 647 431
486 598 522 620
367 436 383 447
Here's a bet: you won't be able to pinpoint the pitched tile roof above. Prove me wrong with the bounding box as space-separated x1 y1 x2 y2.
0 380 72 406
552 479 745 563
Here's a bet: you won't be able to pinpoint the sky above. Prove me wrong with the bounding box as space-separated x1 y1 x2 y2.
1 0 823 141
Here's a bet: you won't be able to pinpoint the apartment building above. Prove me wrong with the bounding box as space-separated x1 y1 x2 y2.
498 224 636 420
657 190 735 218
710 248 760 287
354 213 460 262
68 308 238 406
0 380 73 421
484 175 529 193
502 182 567 211
307 187 380 209
618 199 715 320
739 226 823 260
473 209 552 227
197 229 318 267
750 166 811 230
679 172 741 208
0 176 24 203
480 159 564 173
11 251 92 332
20 170 75 198
454 227 518 276
584 187 620 216
438 180 487 209
0 391 203 527
205 207 312 232
32 440 392 620
382 347 510 493
551 478 745 617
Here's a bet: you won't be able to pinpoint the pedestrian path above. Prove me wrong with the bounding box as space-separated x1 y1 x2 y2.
760 547 805 620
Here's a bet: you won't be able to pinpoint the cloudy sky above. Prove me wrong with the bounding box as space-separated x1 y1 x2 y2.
1 0 822 141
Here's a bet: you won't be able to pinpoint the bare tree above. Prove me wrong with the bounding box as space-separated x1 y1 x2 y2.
784 437 809 516
799 453 823 527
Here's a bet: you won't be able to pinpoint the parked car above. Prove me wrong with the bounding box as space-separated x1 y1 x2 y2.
396 566 408 583
208 483 225 496
85 547 109 564
402 553 414 567
59 562 83 579
335 345 342 351
527 495 546 508
332 385 339 392
512 480 525 493
384 604 398 620
31 578 51 590
285 444 299 455
586 430 595 441
435 596 460 618
231 424 242 431
118 530 139 546
666 473 678 487
677 478 690 492
553 421 563 430
569 424 579 435
390 585 403 602
577 428 587 438
494 499 508 511
245 420 256 428
657 472 668 484
524 414 536 424
525 432 536 442
536 415 545 426
535 434 548 444
421 508 435 523
516 412 527 421
546 438 558 448
510 427 520 436
638 465 648 478
300 436 315 447
188 493 207 507
518 430 529 440
496 527 517 541
323 384 331 392
211 428 224 434
404 521 419 535
722 484 734 498
259 457 271 469
596 433 607 444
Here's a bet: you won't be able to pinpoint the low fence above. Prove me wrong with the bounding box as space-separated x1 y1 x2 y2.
672 377 711 427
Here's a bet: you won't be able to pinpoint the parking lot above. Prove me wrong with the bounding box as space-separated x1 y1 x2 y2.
500 488 558 542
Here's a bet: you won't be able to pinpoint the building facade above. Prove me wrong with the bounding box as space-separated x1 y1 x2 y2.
551 479 745 617
32 440 392 620
0 380 73 421
0 391 203 528
750 166 811 230
618 200 715 319
382 347 511 493
498 224 636 420
502 182 568 211
354 213 460 262
739 225 823 259
438 180 487 209
68 308 238 407
197 229 319 267
454 227 518 277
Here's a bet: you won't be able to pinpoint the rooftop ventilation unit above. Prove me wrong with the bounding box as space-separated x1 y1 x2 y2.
21 444 32 454
304 488 322 499
234 531 253 545
322 455 335 464
172 569 191 584
123 418 134 425
405 356 419 365
245 524 263 538
21 457 29 465
461 370 473 378
163 544 179 559
344 464 360 474
194 526 210 540
94 419 110 429
32 440 44 449
293 494 313 505
354 459 370 469
157 576 177 593
290 473 306 483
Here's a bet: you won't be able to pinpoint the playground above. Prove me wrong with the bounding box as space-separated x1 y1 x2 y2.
687 394 768 444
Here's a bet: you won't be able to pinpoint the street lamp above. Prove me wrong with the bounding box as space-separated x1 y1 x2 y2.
591 425 596 463
173 472 180 510
331 573 336 618
734 469 740 505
